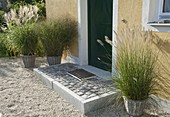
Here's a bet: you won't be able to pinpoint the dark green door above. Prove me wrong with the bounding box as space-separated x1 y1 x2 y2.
88 0 113 71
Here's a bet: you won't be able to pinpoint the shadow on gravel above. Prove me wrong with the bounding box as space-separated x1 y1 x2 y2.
0 64 16 77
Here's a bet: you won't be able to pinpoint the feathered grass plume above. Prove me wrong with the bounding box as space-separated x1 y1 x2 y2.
4 5 39 26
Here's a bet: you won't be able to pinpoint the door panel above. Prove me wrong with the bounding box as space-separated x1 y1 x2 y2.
88 0 113 71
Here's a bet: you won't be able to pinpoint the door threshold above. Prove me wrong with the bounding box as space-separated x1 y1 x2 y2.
78 65 112 80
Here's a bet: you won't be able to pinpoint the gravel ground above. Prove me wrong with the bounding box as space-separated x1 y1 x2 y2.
0 58 166 117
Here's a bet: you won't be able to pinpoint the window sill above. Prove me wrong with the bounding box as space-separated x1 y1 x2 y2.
147 23 170 27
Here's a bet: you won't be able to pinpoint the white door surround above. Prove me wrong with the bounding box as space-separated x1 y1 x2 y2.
76 0 118 71
78 0 88 66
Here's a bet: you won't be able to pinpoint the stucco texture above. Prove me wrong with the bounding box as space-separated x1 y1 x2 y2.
118 0 170 100
46 0 78 57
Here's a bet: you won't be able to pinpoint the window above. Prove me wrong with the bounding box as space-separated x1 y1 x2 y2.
142 0 170 32
159 0 170 20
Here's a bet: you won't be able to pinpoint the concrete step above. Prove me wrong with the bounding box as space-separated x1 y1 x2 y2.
34 63 117 114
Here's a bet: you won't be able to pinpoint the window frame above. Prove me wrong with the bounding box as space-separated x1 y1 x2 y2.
142 0 170 32
159 0 170 20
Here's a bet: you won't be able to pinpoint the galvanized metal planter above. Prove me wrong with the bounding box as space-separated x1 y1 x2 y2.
47 56 62 65
123 96 146 116
22 55 35 68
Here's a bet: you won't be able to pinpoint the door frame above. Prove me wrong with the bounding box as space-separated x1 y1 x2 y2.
78 0 118 71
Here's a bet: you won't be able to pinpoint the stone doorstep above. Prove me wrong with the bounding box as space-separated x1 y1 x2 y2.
53 81 116 113
33 68 117 114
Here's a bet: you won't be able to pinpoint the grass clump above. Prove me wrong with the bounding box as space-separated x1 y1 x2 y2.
9 23 38 56
37 17 77 56
114 28 158 100
98 28 159 101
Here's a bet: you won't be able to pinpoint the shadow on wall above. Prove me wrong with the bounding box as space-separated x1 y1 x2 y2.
152 35 170 55
161 41 170 55
151 35 170 100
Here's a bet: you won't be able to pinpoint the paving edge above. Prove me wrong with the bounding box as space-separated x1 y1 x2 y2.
34 68 54 89
33 68 117 114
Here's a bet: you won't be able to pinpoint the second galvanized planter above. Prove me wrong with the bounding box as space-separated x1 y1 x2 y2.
47 56 62 65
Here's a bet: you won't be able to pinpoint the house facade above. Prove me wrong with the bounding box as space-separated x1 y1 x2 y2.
46 0 170 102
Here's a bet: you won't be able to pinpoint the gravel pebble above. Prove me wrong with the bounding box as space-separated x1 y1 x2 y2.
0 58 168 117
0 113 2 117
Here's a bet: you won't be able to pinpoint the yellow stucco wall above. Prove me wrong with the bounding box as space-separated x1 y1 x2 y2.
46 0 78 57
118 0 170 100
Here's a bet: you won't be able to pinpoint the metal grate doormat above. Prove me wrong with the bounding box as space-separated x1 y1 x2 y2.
67 69 96 80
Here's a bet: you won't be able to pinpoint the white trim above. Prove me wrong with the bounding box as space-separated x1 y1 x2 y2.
112 0 118 73
78 0 88 66
78 0 118 72
147 23 170 27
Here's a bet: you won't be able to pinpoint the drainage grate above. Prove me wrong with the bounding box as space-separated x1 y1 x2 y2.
67 69 96 80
